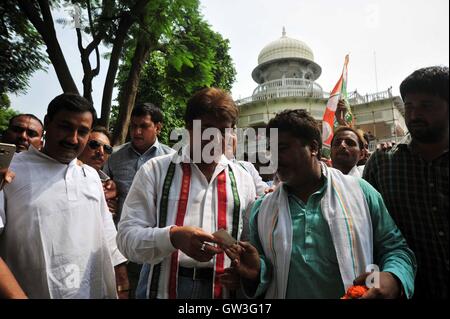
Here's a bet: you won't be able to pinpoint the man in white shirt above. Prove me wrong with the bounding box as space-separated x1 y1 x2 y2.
330 127 366 177
224 133 269 196
0 93 127 299
117 87 256 299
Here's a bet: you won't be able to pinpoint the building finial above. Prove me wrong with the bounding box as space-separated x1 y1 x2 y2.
282 26 286 37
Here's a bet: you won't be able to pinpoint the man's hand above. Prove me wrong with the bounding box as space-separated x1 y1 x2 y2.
103 179 118 217
169 226 222 262
114 263 129 299
353 271 403 299
224 241 260 281
0 168 15 190
103 179 117 200
218 267 240 291
106 198 118 217
264 186 275 194
335 99 349 127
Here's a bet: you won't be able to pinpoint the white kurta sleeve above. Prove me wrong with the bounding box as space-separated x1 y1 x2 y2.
99 183 127 266
241 161 269 196
116 161 177 264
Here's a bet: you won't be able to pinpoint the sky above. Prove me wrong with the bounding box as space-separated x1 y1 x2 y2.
10 0 450 122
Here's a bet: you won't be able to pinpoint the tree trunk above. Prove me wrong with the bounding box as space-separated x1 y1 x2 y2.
98 16 132 128
99 0 149 129
112 38 152 146
17 0 79 94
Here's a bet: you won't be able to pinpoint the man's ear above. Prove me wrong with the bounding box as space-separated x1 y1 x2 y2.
310 140 320 157
358 148 365 160
156 122 162 135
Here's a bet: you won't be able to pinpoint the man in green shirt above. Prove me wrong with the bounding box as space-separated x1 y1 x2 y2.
222 109 416 299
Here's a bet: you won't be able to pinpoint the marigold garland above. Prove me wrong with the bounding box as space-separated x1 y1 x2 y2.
341 285 369 299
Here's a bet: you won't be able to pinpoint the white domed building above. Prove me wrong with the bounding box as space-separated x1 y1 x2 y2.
236 28 408 152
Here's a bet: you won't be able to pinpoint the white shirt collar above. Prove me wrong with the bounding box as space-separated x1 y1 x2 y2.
29 145 78 167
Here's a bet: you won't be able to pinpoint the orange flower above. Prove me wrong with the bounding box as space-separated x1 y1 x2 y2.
341 285 369 299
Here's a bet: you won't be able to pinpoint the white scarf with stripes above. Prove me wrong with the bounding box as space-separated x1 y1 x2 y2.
257 163 373 298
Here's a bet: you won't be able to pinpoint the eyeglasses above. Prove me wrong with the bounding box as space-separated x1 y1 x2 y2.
88 140 113 154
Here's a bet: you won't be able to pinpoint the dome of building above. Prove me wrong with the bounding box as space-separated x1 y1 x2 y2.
252 28 321 84
258 30 315 65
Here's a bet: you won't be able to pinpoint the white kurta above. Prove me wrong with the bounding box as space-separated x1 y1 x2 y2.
0 146 126 299
237 161 268 196
117 150 256 297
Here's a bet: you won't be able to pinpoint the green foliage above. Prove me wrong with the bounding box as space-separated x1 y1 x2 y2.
0 93 11 109
0 107 19 134
115 4 236 145
0 2 49 94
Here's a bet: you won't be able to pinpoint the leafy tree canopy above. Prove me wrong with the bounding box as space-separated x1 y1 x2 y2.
114 12 236 145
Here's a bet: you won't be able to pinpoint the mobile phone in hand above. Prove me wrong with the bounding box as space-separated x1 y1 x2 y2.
0 143 16 189
98 170 111 182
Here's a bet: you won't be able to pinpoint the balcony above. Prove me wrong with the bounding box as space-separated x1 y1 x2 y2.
236 78 324 105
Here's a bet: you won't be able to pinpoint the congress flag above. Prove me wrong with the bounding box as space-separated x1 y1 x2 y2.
322 55 350 150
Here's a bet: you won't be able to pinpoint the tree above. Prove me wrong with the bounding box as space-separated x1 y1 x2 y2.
111 0 201 145
15 0 149 122
5 0 235 137
0 1 48 96
0 107 19 134
113 12 236 145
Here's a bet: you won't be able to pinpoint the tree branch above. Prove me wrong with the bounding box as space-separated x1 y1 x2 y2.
76 27 85 54
17 1 45 32
37 0 54 29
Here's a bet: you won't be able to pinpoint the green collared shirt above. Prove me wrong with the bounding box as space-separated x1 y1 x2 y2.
248 177 416 299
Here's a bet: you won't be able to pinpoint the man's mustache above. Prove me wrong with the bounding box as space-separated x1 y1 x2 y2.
91 154 103 161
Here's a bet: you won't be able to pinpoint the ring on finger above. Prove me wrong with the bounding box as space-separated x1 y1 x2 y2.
200 242 206 251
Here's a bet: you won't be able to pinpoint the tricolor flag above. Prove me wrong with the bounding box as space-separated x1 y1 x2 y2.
322 55 352 154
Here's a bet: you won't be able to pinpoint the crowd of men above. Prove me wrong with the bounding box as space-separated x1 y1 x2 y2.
0 65 447 299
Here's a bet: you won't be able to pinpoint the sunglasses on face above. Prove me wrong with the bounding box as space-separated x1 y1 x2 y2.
88 139 113 154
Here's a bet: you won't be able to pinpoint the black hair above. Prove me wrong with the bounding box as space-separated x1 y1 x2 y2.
267 109 322 158
331 126 366 149
91 125 111 141
46 93 97 125
400 66 449 104
131 103 163 123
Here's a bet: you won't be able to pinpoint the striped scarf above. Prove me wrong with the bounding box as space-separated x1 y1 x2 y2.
257 163 373 298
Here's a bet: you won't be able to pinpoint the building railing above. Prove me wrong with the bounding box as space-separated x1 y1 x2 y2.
237 84 395 108
252 78 324 95
348 87 393 105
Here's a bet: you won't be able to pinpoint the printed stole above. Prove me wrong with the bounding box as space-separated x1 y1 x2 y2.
149 162 240 299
